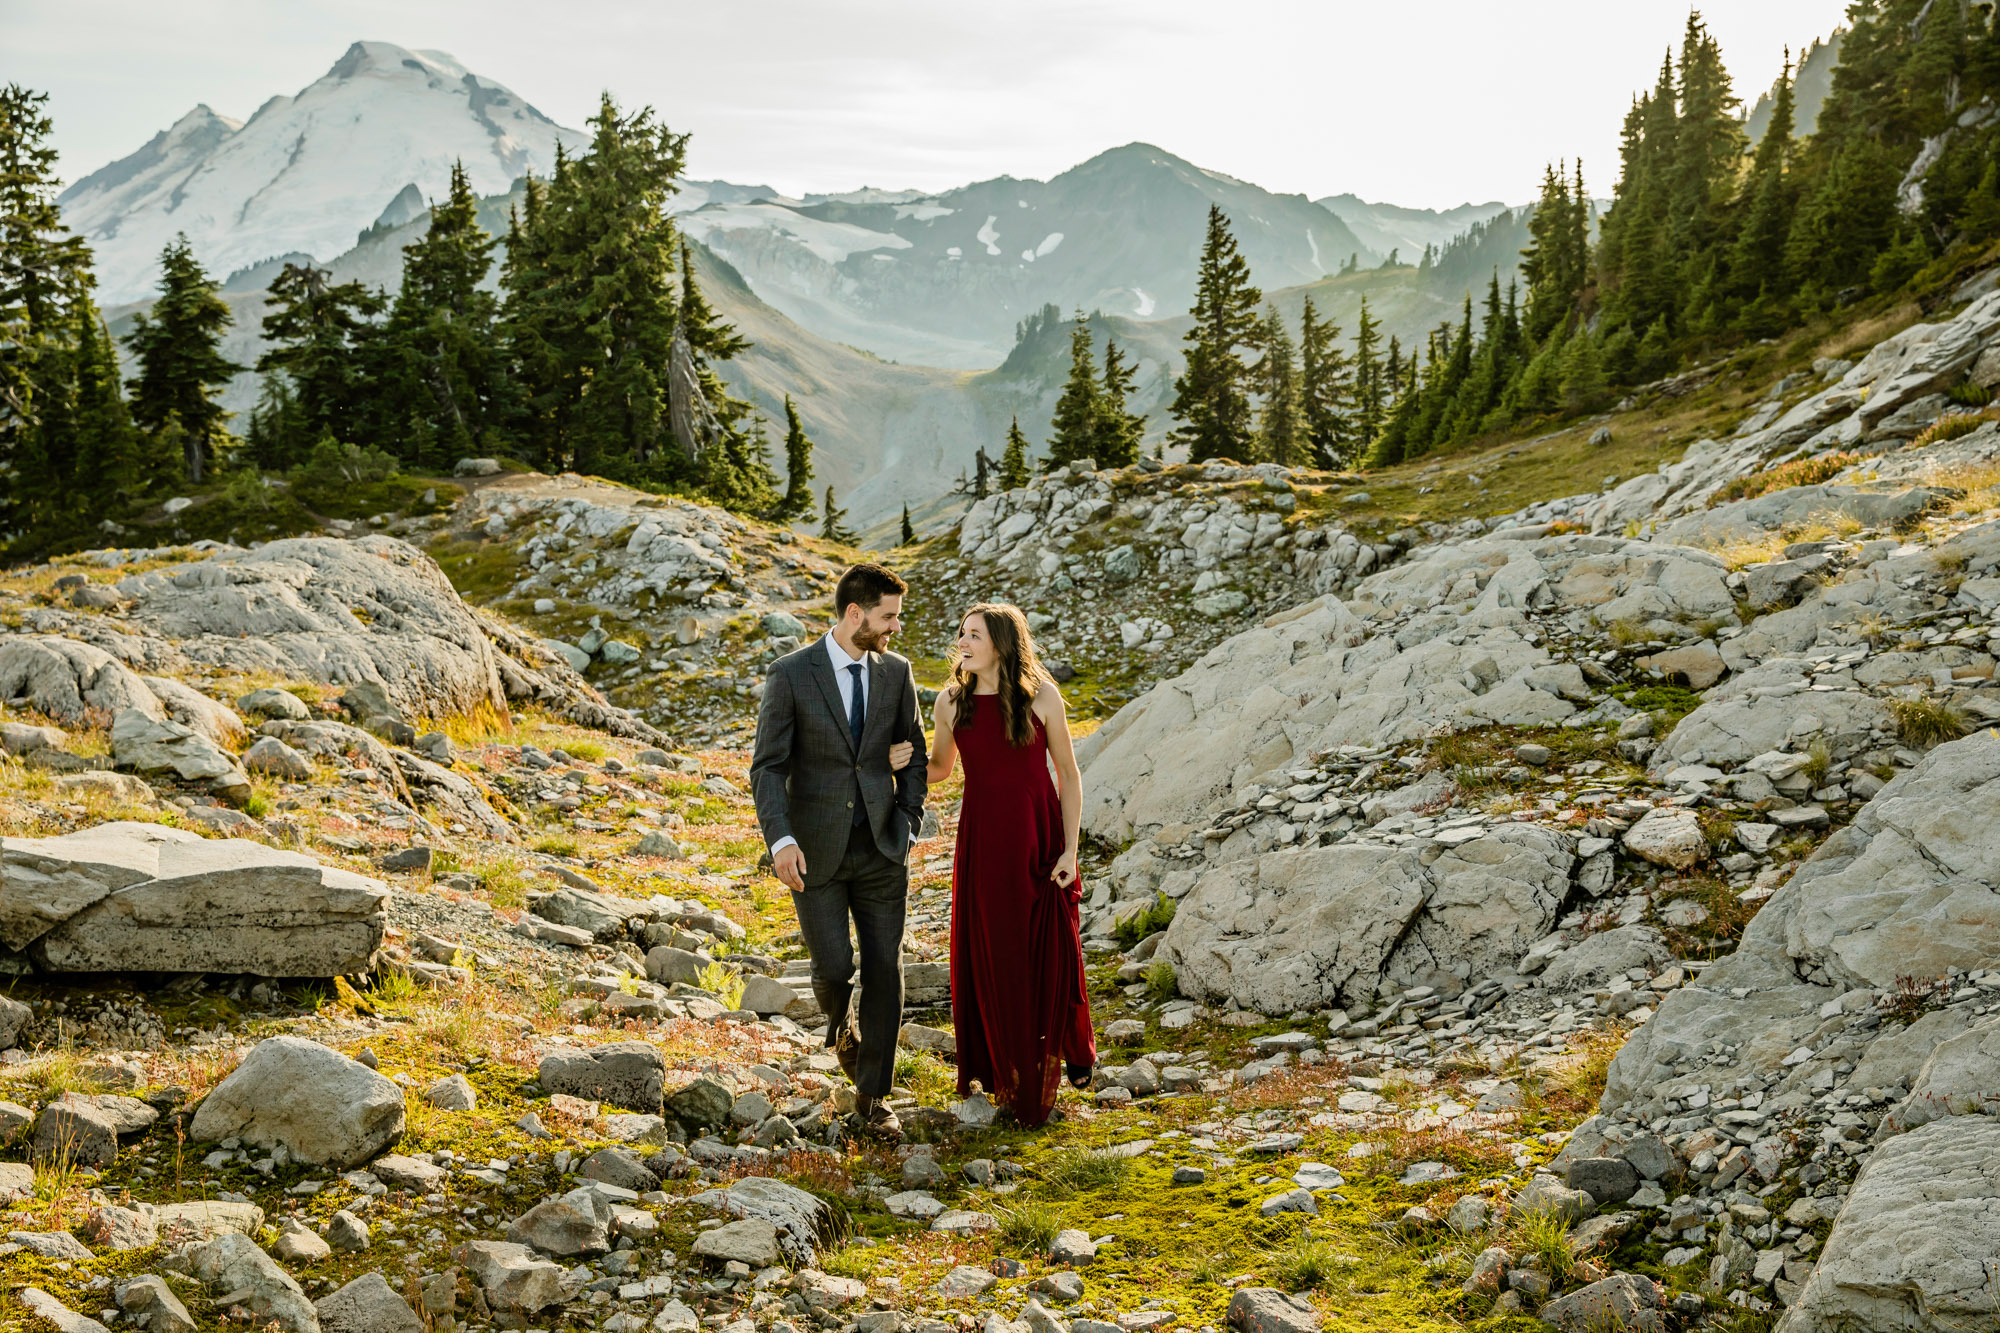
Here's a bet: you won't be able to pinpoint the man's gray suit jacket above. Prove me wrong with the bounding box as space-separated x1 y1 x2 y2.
749 636 929 888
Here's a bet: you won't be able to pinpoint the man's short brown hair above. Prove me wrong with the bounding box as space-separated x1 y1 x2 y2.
834 562 907 618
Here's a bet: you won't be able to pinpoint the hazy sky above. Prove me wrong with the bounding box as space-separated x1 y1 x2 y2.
9 0 1853 210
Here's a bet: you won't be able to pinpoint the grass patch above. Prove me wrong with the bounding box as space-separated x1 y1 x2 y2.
1709 452 1865 506
1039 1147 1135 1199
1911 407 2000 449
997 1200 1062 1255
1263 1223 1345 1292
893 1048 958 1108
1889 695 1971 748
532 834 580 858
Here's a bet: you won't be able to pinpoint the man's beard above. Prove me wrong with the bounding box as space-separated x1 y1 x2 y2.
852 622 892 653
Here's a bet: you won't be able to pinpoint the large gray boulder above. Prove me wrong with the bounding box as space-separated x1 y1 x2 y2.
0 636 162 724
537 1041 664 1113
1776 1118 2000 1332
314 1273 423 1333
181 1231 320 1332
110 708 250 803
456 1239 569 1313
1650 660 1894 773
3 821 388 975
189 1036 405 1167
507 1186 612 1256
1159 826 1573 1013
141 675 247 746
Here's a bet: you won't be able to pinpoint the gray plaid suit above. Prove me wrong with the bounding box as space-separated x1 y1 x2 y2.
750 636 928 1097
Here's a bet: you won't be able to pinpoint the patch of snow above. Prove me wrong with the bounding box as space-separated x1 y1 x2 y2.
1017 199 1029 208
680 201 912 266
977 216 1001 255
1022 248 1036 262
1133 287 1156 318
895 202 954 221
1306 227 1322 273
1034 232 1064 258
946 246 963 257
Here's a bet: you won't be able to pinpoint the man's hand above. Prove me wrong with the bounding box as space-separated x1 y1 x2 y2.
774 843 808 892
888 740 915 769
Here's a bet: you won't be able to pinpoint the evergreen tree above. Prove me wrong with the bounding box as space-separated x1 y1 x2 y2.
1045 310 1102 469
124 235 241 483
376 160 510 470
0 82 98 536
1351 297 1384 450
499 98 688 480
1521 161 1590 342
819 484 856 544
900 503 914 545
771 395 816 522
66 308 149 516
1252 305 1300 465
257 261 386 448
243 374 312 471
1727 52 1799 312
1095 337 1146 466
998 416 1032 488
1169 205 1263 462
972 446 989 499
1297 295 1353 469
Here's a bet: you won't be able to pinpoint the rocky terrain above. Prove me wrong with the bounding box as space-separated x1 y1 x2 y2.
5 279 2000 1333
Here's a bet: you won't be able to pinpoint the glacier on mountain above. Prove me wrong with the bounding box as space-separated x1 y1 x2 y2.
60 41 584 304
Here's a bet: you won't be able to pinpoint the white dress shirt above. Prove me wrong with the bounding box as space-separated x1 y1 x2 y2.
771 634 877 858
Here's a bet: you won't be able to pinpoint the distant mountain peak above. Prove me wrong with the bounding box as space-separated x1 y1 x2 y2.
61 41 583 304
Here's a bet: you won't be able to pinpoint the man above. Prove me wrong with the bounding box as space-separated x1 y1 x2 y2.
749 562 928 1139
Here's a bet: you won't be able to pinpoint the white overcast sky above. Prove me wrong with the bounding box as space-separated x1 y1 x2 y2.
7 0 1853 210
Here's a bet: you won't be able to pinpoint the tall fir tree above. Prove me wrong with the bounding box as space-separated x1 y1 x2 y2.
819 484 856 544
1252 305 1300 465
256 261 385 452
124 235 241 483
0 84 114 537
1095 337 1146 466
998 416 1031 489
499 98 687 479
376 160 511 470
1044 310 1102 469
1169 205 1263 462
900 503 914 545
771 395 816 522
1727 52 1798 320
1297 295 1353 469
1350 296 1384 451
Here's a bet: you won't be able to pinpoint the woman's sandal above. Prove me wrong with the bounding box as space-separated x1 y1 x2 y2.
1065 1061 1093 1090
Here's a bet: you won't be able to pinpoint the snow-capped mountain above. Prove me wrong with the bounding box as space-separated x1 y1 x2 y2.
60 41 587 304
678 143 1378 368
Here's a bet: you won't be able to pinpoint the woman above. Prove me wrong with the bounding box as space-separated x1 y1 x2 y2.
895 602 1095 1125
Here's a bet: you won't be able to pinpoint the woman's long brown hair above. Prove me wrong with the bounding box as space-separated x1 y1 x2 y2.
950 602 1055 748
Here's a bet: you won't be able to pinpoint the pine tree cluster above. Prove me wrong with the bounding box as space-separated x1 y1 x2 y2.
0 89 814 553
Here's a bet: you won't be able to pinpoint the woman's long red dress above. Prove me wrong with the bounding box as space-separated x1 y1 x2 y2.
949 695 1096 1126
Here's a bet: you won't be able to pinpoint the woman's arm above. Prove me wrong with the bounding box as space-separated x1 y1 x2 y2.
925 689 960 785
1037 680 1084 895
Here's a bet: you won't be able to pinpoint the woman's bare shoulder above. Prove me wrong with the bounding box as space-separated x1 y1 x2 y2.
1033 676 1066 711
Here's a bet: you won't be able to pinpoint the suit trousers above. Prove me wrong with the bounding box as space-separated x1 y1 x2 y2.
791 820 907 1099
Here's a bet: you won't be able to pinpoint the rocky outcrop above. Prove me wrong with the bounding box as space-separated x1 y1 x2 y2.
1079 535 1731 843
1160 826 1573 1013
7 535 664 746
1 821 388 975
1775 1118 2000 1333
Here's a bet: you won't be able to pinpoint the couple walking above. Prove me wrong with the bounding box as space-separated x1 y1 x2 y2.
749 563 1096 1138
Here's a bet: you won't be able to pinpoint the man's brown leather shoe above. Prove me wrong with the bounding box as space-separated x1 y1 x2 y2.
856 1096 903 1142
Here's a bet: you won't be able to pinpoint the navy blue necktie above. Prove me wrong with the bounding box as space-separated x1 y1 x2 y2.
847 663 866 825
